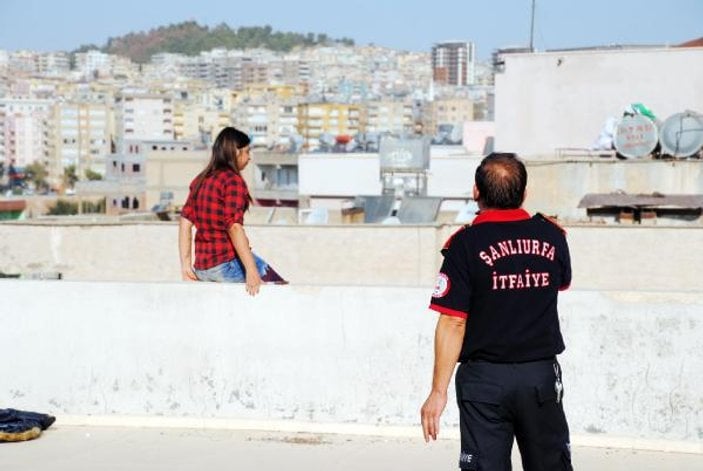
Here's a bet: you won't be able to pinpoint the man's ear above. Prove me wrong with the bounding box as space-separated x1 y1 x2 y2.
472 184 480 202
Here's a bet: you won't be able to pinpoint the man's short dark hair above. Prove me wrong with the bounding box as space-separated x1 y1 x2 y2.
475 152 527 209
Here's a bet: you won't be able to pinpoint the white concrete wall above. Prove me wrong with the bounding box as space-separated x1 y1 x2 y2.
298 153 382 196
1 281 701 449
427 155 477 198
523 159 703 219
495 47 703 157
1 222 701 292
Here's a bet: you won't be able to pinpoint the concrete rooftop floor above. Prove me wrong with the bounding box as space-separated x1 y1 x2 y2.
2 425 703 471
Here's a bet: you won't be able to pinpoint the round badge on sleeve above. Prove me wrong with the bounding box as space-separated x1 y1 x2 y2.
432 273 450 298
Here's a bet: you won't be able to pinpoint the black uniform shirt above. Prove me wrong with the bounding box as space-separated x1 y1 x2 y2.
429 208 572 363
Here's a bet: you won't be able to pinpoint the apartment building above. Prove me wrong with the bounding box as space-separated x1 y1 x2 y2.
0 50 8 70
232 85 302 148
74 50 112 79
232 99 299 149
364 99 415 134
425 97 474 138
432 41 476 86
0 97 53 169
36 52 70 76
173 101 230 144
271 58 311 86
52 101 114 179
5 50 37 75
114 92 175 149
297 102 362 151
140 140 209 209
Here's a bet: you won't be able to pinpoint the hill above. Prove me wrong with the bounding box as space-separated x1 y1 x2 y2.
74 21 355 63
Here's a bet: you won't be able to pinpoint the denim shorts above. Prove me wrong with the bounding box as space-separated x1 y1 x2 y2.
194 253 269 282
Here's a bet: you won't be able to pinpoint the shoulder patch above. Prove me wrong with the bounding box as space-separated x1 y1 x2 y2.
431 273 451 298
442 225 469 250
536 213 566 234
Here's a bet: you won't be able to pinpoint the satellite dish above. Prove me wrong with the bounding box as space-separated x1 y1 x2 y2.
658 111 703 158
319 133 336 148
613 114 658 159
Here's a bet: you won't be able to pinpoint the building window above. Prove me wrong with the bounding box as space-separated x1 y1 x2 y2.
132 163 140 172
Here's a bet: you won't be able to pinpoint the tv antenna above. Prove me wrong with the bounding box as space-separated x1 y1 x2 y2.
529 0 536 52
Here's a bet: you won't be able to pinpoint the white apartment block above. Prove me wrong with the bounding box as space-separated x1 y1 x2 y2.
37 52 70 76
240 101 301 149
271 102 299 148
0 98 53 168
114 93 175 150
0 51 70 77
73 50 136 79
234 101 269 147
6 51 37 75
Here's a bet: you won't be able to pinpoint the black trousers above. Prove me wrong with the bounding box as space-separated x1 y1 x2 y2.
455 358 572 471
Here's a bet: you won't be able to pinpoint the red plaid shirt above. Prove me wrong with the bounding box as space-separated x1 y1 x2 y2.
181 169 250 270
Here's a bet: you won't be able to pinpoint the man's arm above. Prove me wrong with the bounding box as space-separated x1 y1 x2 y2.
178 217 197 281
227 223 262 296
420 313 466 442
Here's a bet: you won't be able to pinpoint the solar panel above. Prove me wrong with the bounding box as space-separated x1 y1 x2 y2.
355 195 395 223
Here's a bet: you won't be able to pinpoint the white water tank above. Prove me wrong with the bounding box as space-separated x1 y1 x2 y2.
613 114 658 159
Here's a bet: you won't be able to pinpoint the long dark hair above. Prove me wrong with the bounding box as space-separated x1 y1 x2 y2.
192 126 251 196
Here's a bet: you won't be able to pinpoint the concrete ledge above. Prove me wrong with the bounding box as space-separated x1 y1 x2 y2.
2 280 702 451
1 222 702 291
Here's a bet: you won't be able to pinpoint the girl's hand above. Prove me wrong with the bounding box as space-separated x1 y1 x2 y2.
245 271 262 296
181 265 198 281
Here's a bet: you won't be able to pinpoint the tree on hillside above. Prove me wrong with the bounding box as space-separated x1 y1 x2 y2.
83 21 355 63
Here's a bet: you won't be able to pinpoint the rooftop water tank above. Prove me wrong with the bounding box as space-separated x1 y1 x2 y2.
613 114 658 159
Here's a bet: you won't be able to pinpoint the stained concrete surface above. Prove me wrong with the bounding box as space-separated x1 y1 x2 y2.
2 426 702 471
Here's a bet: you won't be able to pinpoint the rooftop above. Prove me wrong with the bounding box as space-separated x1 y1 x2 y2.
4 425 702 471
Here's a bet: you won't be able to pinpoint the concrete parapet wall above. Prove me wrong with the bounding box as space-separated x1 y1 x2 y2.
0 222 701 291
1 281 701 450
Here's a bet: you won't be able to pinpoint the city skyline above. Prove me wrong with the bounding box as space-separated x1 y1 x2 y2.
1 0 701 60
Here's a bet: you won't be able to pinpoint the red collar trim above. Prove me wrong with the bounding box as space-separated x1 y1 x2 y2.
472 208 531 225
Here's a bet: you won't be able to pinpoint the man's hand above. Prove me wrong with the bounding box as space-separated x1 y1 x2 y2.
421 390 448 442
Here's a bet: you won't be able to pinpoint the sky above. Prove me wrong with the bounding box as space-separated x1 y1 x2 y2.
0 0 701 60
